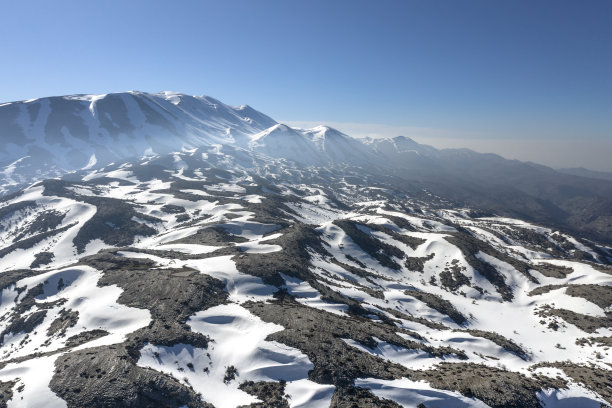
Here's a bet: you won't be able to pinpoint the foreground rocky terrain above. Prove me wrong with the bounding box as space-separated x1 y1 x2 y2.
0 145 611 407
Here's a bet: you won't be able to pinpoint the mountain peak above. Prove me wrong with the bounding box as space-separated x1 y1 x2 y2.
392 135 417 144
250 123 297 142
272 123 293 132
0 91 277 193
308 125 349 140
248 124 323 164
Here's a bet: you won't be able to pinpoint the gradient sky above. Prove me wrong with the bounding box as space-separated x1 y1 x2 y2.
1 0 611 170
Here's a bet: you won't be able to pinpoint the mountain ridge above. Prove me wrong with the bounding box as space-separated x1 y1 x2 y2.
2 91 612 245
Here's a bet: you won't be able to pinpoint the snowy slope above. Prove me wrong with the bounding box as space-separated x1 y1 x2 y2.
0 91 277 194
248 124 379 166
303 125 376 164
0 147 611 407
249 124 325 165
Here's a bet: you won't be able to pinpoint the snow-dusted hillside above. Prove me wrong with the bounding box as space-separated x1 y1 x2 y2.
0 147 611 408
0 91 277 193
0 91 381 193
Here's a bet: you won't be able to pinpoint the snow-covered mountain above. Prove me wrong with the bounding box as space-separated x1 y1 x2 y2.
0 91 385 186
303 126 375 165
1 91 612 407
0 91 276 192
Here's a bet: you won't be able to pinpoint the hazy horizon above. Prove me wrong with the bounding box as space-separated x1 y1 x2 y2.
284 120 612 172
1 88 610 172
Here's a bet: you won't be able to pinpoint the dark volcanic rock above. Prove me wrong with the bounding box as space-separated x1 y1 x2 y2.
0 380 16 408
534 263 574 279
444 233 516 301
51 345 212 408
245 298 409 386
463 329 529 360
65 330 110 348
528 284 612 310
331 386 403 408
404 253 435 273
171 225 248 246
83 251 228 347
238 380 289 408
47 309 79 337
13 209 66 241
543 362 612 405
334 220 404 270
30 251 55 268
50 251 231 407
73 196 159 253
245 297 465 387
405 289 467 325
411 363 565 408
0 223 74 259
234 223 328 286
537 306 612 334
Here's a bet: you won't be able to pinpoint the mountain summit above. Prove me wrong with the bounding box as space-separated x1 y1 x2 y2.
0 91 276 187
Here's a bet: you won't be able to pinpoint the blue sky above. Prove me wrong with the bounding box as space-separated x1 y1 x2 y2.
1 0 611 169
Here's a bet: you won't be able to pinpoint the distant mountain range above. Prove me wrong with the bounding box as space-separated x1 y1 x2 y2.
2 91 611 244
558 167 612 181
